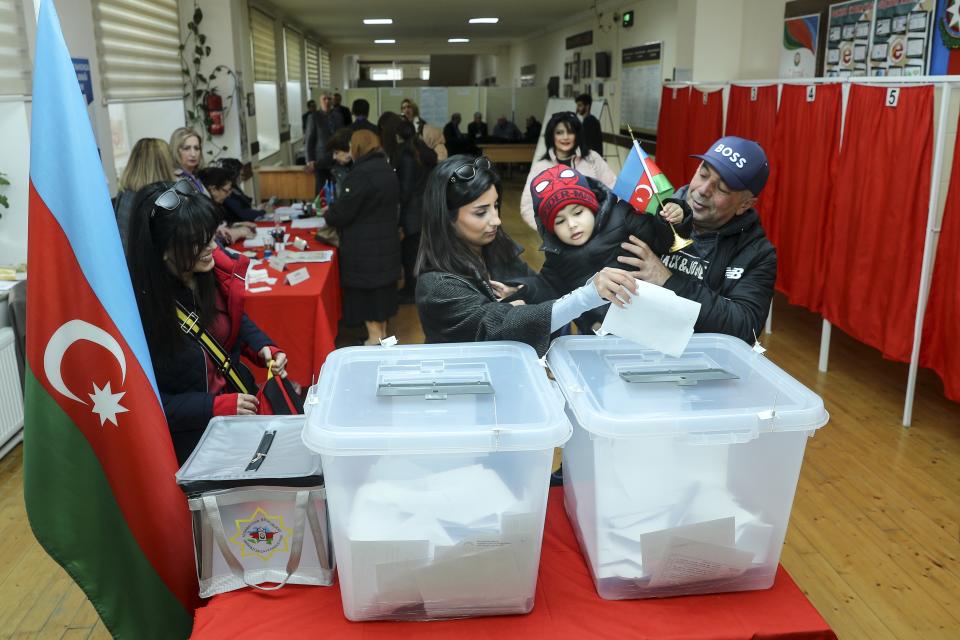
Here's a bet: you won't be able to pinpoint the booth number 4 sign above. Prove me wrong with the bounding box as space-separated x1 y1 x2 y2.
886 87 900 108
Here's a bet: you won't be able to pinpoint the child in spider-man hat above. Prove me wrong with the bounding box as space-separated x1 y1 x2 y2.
530 164 686 332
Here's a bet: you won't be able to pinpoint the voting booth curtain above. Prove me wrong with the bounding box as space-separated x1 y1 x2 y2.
819 84 933 364
654 86 690 187
685 89 724 180
921 131 960 402
765 84 843 313
725 84 778 229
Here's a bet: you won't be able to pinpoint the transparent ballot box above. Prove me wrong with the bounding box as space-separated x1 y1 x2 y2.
546 334 828 600
176 415 333 598
303 342 571 621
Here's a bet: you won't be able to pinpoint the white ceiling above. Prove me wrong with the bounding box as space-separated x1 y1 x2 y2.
266 0 606 54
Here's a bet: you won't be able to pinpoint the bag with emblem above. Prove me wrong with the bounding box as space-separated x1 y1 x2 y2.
176 415 334 597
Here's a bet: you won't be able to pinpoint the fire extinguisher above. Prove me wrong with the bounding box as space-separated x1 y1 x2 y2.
204 91 225 136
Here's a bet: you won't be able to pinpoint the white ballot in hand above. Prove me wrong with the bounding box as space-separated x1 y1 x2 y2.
599 279 701 357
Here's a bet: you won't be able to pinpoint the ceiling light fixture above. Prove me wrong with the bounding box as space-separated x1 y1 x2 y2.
448 38 470 43
468 18 499 24
364 18 393 25
374 39 396 44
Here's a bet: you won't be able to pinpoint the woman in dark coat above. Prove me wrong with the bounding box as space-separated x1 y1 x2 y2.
126 181 288 463
415 155 638 356
391 119 437 302
324 129 401 345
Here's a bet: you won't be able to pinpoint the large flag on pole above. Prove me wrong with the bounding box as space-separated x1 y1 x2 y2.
25 2 198 637
612 142 675 214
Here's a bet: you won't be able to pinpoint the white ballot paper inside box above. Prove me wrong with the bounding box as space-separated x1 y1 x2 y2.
598 279 701 357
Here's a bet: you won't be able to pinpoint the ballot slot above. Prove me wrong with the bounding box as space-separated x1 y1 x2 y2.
376 361 494 399
607 353 738 386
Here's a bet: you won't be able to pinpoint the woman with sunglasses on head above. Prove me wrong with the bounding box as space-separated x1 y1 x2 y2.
519 111 617 231
416 155 640 356
127 180 289 464
323 129 401 345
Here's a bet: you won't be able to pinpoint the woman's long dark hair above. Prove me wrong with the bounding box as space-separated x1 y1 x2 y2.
541 111 588 160
416 155 516 280
126 182 221 365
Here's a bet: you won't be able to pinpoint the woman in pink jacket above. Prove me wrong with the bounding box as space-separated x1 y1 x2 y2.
520 111 617 230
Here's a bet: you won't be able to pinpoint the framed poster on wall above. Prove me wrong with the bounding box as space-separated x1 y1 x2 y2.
781 12 821 77
824 0 874 77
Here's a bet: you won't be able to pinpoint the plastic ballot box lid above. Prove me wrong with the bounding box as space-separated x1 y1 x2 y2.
176 415 320 495
303 341 571 456
546 334 828 440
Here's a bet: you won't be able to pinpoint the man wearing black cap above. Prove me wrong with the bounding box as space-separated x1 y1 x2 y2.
618 136 776 345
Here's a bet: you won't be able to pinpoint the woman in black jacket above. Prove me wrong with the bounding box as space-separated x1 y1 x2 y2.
391 119 437 302
324 129 401 345
415 155 639 356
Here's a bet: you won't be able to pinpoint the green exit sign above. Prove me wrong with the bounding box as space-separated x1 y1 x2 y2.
622 10 634 28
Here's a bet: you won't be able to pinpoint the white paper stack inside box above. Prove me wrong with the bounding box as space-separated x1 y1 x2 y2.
176 415 334 598
303 342 571 621
546 334 828 600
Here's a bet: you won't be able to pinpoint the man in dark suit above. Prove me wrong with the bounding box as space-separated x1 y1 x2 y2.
576 93 603 156
304 92 345 191
350 98 379 133
333 92 352 127
467 112 488 141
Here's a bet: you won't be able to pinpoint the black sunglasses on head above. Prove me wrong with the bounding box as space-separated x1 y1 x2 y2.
449 156 492 184
150 179 197 219
551 111 577 120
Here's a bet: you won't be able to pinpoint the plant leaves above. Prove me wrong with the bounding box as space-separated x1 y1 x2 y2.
193 8 202 24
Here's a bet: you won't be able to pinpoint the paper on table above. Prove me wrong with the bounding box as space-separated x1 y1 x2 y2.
598 279 701 357
242 237 265 248
647 537 754 588
283 250 333 263
291 217 326 229
247 286 273 293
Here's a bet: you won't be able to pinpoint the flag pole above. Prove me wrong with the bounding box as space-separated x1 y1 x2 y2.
626 125 692 251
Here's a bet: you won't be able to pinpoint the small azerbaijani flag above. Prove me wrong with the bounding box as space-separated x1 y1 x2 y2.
612 141 675 214
25 2 198 637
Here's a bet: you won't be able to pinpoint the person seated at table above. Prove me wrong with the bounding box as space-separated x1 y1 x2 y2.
213 158 264 223
444 112 464 145
524 115 542 144
415 155 641 357
169 126 208 195
324 130 401 346
196 167 256 244
520 111 617 231
468 112 488 141
113 137 176 253
491 116 521 142
126 180 289 464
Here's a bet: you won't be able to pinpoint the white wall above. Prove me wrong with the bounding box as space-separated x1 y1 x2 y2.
0 100 31 265
738 0 788 79
507 0 680 140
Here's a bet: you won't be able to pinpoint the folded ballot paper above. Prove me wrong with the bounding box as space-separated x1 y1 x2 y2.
343 460 539 618
598 279 701 357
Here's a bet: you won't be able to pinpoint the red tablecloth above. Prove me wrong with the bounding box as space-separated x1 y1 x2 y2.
191 489 835 640
236 224 341 386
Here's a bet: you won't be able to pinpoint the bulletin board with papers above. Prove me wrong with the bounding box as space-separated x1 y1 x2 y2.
418 87 449 127
869 0 933 76
620 42 663 135
825 0 875 77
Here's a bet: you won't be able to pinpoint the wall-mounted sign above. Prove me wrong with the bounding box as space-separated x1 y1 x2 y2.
566 30 593 49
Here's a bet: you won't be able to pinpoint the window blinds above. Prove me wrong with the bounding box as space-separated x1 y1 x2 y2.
92 0 182 101
284 28 302 83
320 47 331 89
250 7 276 83
305 40 319 88
0 0 30 96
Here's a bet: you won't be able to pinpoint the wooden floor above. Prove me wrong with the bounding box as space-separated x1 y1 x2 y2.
5 177 960 639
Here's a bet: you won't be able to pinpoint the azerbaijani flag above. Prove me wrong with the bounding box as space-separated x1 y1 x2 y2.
24 2 198 637
612 142 675 214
